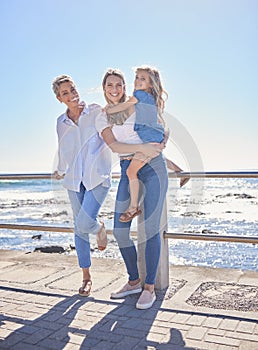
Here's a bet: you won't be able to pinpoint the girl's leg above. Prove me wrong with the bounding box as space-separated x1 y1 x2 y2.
126 156 145 209
119 154 146 222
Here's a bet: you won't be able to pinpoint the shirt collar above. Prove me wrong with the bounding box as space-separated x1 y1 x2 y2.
63 101 89 124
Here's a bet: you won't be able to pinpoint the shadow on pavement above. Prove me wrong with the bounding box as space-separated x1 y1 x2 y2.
0 286 194 349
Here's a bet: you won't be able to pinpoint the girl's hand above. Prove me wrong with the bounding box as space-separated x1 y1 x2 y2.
102 104 110 112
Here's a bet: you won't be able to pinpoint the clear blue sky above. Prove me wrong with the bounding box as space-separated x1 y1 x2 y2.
1 0 257 173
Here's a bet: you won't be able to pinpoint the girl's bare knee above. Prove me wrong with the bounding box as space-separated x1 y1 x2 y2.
126 167 137 179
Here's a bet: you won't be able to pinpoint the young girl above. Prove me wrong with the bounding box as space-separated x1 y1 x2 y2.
106 66 175 223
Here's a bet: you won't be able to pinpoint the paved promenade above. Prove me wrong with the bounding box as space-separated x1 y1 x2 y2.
0 249 257 349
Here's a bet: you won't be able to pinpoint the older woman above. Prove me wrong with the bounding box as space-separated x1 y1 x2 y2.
52 75 111 297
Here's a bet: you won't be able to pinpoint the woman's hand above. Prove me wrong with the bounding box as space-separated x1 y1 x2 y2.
52 170 64 180
139 142 164 159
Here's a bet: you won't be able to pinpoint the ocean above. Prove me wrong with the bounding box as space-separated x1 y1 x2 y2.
0 177 257 271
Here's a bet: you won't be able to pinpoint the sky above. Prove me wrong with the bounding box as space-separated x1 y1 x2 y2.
0 0 257 174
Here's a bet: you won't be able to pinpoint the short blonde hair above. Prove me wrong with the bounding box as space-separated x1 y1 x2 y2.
52 75 75 97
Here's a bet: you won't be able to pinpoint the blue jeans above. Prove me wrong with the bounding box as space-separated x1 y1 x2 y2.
68 182 110 268
113 154 168 285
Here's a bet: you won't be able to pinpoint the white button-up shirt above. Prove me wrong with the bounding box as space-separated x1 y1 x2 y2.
56 103 112 192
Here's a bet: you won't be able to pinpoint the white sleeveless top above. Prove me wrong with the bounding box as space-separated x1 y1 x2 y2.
96 112 143 156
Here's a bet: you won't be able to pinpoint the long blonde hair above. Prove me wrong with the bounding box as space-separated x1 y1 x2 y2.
134 65 168 126
102 68 129 125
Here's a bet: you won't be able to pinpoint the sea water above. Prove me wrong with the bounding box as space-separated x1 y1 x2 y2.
0 177 257 271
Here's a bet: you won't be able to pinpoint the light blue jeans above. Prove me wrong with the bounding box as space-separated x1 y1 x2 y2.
113 154 168 285
68 182 110 268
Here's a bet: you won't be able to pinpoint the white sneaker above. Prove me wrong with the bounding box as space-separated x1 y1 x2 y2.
111 281 142 299
136 290 156 309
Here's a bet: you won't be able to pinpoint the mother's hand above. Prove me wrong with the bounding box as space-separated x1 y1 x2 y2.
139 142 164 159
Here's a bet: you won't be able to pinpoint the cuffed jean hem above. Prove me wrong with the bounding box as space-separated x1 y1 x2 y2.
75 234 91 268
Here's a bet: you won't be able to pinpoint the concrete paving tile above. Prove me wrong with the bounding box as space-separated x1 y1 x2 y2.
164 322 192 332
219 319 239 331
149 325 170 335
146 331 165 343
0 331 28 348
112 325 147 339
0 328 13 339
207 329 225 337
171 313 191 324
215 345 237 350
61 343 79 350
226 330 258 342
67 332 87 345
24 328 54 345
0 265 61 284
156 310 176 322
239 340 258 350
185 314 207 326
236 320 256 333
204 333 240 347
184 338 211 349
115 335 141 348
202 316 222 329
1 320 22 332
9 342 43 350
15 324 39 335
39 337 68 349
186 326 208 340
90 340 116 350
121 317 143 329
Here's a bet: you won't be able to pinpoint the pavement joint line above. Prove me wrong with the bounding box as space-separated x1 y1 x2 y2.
0 285 70 298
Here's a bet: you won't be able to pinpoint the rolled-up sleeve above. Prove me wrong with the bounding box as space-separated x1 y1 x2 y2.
95 111 110 135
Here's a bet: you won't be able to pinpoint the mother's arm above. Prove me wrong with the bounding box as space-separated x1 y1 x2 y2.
101 127 163 158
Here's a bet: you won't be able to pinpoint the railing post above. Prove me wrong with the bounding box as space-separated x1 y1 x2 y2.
137 200 169 291
156 200 169 290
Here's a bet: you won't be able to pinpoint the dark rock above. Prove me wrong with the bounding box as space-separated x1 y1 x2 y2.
32 234 42 240
202 229 219 235
34 246 65 253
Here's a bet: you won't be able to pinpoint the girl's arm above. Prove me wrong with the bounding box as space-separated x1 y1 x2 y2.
106 96 138 115
101 127 163 158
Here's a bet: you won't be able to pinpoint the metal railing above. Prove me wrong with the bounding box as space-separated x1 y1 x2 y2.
0 171 258 245
1 171 258 180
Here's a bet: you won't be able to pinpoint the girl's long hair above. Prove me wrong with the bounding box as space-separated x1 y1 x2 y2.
134 65 168 126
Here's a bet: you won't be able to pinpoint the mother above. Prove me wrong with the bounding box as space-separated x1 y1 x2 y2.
96 68 168 309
